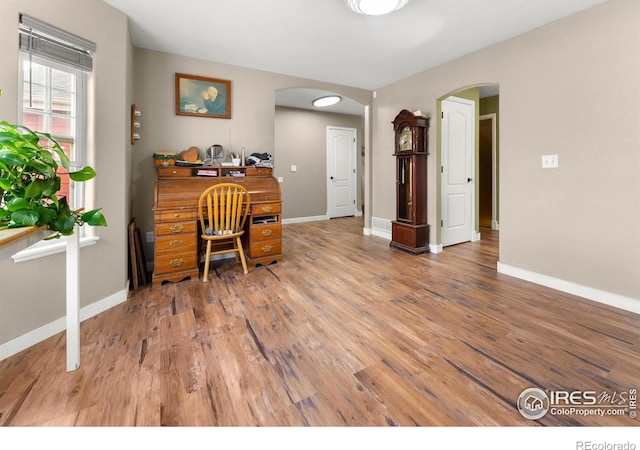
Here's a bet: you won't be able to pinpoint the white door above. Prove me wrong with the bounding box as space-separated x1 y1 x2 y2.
441 96 475 247
327 126 356 218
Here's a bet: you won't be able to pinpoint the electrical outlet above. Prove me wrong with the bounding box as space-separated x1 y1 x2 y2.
146 231 154 243
541 154 558 169
290 165 297 172
277 177 284 182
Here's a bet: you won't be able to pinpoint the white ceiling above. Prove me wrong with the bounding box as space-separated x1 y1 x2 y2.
102 0 608 114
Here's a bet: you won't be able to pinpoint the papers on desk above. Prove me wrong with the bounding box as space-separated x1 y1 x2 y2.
196 169 218 177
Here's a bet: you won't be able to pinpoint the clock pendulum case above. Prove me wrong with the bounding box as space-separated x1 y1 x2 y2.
390 109 430 254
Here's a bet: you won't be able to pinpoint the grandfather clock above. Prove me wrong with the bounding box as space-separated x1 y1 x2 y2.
390 109 430 254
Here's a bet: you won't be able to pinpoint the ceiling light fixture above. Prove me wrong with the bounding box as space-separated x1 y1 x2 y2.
312 95 342 107
345 0 410 16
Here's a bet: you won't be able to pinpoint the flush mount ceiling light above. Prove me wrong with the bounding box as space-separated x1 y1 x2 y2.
312 95 342 107
345 0 410 16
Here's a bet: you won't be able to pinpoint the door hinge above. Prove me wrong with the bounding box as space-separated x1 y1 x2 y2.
441 165 444 173
441 220 444 227
441 112 444 119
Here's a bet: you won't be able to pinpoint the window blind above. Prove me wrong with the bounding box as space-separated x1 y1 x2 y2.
19 13 96 72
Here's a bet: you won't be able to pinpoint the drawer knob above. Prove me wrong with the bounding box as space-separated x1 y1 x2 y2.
261 206 273 213
169 239 183 247
169 258 184 267
261 245 272 253
169 225 183 233
261 229 273 237
173 213 181 218
172 170 177 174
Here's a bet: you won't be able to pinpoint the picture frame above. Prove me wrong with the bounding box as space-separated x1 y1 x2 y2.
175 73 231 119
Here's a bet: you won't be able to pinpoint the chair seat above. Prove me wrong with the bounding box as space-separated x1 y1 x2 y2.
203 225 243 236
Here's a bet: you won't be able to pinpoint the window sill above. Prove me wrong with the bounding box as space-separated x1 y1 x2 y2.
11 235 100 263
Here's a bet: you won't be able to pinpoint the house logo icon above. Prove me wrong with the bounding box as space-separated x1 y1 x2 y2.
517 388 550 420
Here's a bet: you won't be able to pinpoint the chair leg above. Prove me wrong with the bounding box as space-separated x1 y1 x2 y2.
236 236 248 274
232 239 240 262
202 240 212 282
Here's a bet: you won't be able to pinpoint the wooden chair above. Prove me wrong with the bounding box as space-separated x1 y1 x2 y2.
197 183 251 281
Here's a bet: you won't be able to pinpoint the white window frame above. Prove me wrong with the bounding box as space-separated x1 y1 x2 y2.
12 52 98 263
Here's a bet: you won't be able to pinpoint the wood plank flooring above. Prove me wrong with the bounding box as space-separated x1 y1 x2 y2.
0 217 638 426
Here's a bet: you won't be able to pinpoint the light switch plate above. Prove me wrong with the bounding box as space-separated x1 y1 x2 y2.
542 154 558 168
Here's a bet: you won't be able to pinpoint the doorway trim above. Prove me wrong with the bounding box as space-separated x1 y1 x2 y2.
480 113 498 230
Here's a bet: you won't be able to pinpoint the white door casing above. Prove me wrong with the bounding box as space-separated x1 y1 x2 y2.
441 96 475 247
327 126 356 218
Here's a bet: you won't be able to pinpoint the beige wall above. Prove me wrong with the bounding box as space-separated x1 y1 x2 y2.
131 48 370 260
275 106 364 219
372 0 640 300
0 0 132 346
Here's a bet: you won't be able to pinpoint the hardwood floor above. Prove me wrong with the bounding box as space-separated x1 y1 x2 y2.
0 217 638 427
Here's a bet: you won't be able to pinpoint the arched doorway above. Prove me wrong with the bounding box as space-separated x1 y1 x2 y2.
273 88 370 227
435 84 499 250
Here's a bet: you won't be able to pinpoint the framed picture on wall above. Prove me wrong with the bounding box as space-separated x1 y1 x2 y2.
175 73 231 119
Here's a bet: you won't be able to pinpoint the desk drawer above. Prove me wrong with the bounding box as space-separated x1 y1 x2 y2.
158 209 197 222
155 251 197 275
248 240 281 258
157 167 192 178
156 221 197 236
155 234 197 255
245 167 272 177
251 203 281 216
250 223 282 242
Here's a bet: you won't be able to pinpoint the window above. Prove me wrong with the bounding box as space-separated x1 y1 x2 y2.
12 15 97 263
20 53 85 207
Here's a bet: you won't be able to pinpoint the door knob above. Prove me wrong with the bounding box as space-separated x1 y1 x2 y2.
467 177 473 182
330 176 334 180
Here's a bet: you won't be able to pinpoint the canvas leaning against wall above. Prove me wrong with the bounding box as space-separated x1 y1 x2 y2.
175 73 231 119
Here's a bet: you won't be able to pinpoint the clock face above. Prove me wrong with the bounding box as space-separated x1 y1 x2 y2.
399 126 412 151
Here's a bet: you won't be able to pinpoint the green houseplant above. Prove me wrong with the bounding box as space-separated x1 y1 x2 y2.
0 89 106 238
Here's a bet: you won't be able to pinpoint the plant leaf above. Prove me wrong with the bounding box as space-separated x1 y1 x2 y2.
25 179 45 199
69 166 96 181
51 211 75 235
81 208 107 227
7 197 29 212
12 209 40 226
41 178 60 197
0 149 27 167
35 205 57 226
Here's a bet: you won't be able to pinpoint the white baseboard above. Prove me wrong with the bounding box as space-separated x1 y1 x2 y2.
497 262 640 314
282 214 329 225
282 211 362 225
370 228 391 240
0 285 129 361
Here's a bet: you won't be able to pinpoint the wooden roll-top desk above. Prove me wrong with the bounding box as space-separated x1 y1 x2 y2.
152 165 282 286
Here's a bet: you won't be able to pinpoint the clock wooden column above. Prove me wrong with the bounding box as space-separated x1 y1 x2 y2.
390 109 430 254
